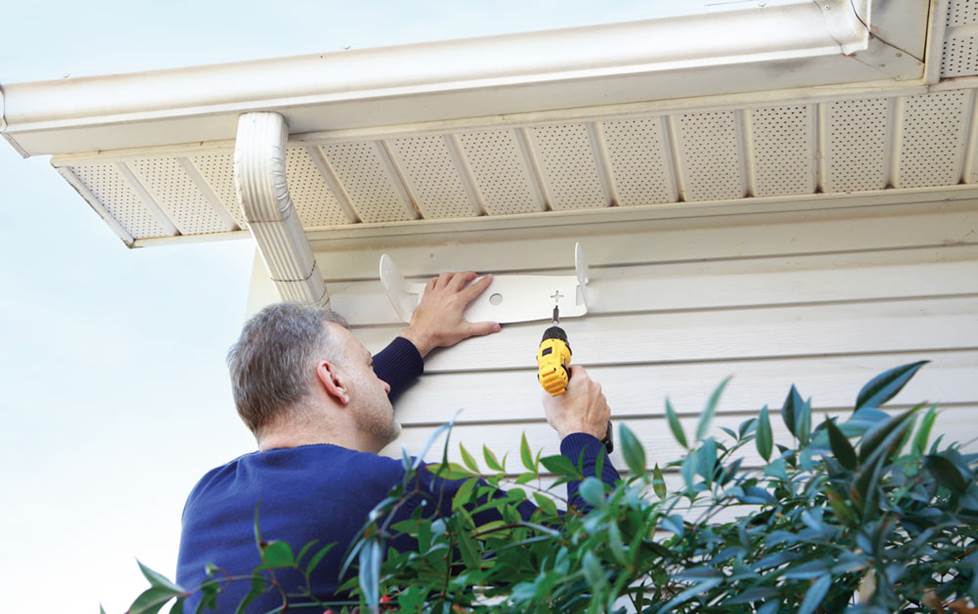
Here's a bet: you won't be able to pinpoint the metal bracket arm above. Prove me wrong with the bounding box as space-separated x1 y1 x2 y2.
380 242 589 324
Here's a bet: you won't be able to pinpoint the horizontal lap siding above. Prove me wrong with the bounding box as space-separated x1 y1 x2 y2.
327 246 978 327
281 203 978 471
392 406 978 473
311 202 978 280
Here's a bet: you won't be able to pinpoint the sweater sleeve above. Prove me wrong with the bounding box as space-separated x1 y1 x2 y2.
560 433 622 512
372 337 425 401
414 432 621 524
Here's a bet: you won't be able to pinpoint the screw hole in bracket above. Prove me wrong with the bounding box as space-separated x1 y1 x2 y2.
489 293 503 306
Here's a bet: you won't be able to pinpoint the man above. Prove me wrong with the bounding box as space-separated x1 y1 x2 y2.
176 272 620 611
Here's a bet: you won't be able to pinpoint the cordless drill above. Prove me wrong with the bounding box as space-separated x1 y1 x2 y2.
536 305 614 453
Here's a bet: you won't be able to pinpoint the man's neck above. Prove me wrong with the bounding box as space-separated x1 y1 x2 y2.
258 414 378 453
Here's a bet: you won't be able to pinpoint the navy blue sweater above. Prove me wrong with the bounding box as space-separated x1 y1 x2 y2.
175 337 620 611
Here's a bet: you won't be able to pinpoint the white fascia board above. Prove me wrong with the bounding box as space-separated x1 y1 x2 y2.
1 0 921 157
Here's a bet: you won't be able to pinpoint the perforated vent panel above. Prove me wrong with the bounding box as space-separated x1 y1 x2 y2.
943 1 978 77
749 105 816 197
600 118 676 206
71 164 170 239
57 84 978 245
895 91 970 188
947 0 978 26
528 123 608 210
824 98 889 193
942 34 978 78
456 129 543 215
189 151 246 229
319 141 414 223
674 111 746 201
285 146 352 227
128 157 229 234
387 136 479 218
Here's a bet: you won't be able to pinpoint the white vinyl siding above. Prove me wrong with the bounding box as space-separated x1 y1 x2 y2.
248 200 978 475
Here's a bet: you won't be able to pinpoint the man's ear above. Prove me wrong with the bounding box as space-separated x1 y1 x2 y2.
315 360 350 406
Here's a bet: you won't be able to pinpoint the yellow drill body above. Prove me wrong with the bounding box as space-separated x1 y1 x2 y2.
536 305 615 453
537 329 572 396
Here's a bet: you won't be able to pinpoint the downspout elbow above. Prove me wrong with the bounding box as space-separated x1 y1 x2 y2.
234 112 328 306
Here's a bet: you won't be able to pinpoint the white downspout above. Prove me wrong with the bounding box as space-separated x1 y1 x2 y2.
234 112 328 306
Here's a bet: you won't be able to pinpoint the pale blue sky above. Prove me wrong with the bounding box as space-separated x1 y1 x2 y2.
0 1 692 610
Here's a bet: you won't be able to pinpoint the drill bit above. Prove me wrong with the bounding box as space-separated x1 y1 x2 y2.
552 304 560 325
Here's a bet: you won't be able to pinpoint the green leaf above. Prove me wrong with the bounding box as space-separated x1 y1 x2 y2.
852 413 917 518
359 539 383 610
798 574 832 614
137 561 185 594
826 486 857 525
295 540 318 568
652 464 667 499
665 398 688 449
582 551 606 589
607 520 627 565
618 423 647 478
681 451 698 492
756 405 773 462
697 438 717 488
796 397 812 446
532 492 558 516
452 477 479 511
858 407 920 464
697 376 731 441
826 417 857 470
781 385 803 438
427 462 474 480
196 580 220 614
540 454 582 480
304 543 336 577
459 442 480 473
926 454 968 494
659 578 723 611
913 406 938 456
167 598 185 614
855 361 928 410
252 505 264 551
483 445 503 472
520 432 535 472
129 587 182 614
259 541 294 569
234 573 266 614
456 523 481 570
578 477 605 507
101 605 107 614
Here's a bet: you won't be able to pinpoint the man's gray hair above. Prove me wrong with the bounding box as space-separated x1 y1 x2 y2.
227 302 348 435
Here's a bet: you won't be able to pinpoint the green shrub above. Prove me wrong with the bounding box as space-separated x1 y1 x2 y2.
126 362 978 613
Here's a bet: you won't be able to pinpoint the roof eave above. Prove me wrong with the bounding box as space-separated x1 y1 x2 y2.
1 0 923 157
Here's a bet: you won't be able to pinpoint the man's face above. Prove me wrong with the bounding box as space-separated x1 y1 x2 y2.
328 323 400 448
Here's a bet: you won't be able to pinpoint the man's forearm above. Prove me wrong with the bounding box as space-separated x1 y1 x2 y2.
561 433 622 511
372 337 425 401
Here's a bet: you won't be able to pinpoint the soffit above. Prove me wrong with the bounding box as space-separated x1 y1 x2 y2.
6 0 966 248
50 80 978 247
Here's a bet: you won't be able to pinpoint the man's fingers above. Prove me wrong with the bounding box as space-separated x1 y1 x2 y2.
435 272 452 289
569 365 589 380
461 274 493 303
448 271 477 291
465 320 502 337
425 277 437 293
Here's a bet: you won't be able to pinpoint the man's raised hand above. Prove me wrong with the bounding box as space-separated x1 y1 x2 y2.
542 366 612 440
400 271 502 358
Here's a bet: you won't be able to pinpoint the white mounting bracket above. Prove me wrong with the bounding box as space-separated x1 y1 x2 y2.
379 242 589 324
